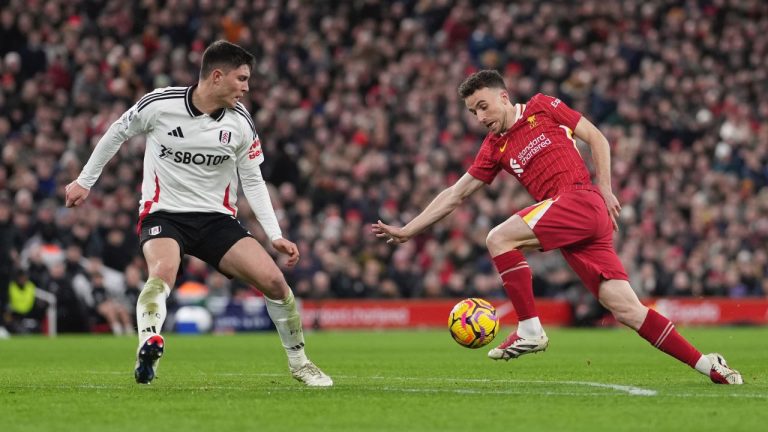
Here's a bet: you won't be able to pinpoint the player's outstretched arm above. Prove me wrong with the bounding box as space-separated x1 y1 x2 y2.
372 173 485 244
574 117 620 231
70 101 150 204
64 181 90 207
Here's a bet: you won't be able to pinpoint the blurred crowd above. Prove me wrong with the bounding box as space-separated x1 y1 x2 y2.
1 0 767 332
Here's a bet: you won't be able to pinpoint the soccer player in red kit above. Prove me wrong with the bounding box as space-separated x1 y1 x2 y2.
372 70 743 384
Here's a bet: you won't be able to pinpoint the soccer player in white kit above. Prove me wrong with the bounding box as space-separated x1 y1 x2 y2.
65 40 332 387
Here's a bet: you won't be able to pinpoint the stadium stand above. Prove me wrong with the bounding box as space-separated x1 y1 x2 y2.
1 0 766 332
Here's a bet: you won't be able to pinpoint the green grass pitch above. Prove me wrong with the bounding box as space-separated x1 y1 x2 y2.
1 327 766 432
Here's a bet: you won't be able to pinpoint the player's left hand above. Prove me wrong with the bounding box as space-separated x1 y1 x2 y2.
64 180 90 207
272 238 300 267
598 185 621 231
371 220 412 244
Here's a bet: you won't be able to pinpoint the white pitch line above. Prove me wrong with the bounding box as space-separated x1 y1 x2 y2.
79 372 658 396
0 383 643 396
558 381 656 396
374 387 646 397
360 376 656 396
9 382 768 399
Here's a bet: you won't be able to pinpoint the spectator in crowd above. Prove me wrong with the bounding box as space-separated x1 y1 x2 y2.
122 263 145 319
63 243 89 283
0 193 16 336
42 261 89 333
89 270 133 335
6 268 49 334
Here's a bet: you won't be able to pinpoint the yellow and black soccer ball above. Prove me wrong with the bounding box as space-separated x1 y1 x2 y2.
448 298 500 348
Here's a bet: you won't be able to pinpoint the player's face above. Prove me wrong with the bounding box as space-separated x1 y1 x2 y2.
215 64 250 108
465 87 511 134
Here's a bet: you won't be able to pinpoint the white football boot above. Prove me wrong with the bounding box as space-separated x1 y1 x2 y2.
488 331 549 360
707 353 743 385
291 361 333 387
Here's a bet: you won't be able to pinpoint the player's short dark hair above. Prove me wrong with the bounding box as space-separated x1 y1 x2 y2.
457 70 507 99
200 40 255 79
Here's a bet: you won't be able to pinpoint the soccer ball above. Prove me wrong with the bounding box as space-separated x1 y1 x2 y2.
448 298 500 348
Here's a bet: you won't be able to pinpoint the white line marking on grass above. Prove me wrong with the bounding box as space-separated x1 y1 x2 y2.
375 387 648 397
558 381 656 396
10 382 768 399
360 376 657 396
76 372 768 399
173 373 658 396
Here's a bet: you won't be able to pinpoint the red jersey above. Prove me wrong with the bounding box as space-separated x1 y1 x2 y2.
468 93 593 202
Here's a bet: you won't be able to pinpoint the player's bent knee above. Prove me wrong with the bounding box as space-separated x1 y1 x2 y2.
258 273 290 299
610 304 647 330
486 220 533 254
147 263 177 286
485 227 500 250
486 226 515 254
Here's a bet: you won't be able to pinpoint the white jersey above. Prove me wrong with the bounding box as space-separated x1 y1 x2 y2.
77 85 282 240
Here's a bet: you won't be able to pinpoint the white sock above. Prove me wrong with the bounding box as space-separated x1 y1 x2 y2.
136 277 170 345
516 317 545 338
264 291 309 369
694 355 712 375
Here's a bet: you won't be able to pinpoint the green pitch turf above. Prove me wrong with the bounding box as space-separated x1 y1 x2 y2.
1 327 766 432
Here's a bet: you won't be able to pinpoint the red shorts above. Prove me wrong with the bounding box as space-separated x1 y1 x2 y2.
516 189 628 296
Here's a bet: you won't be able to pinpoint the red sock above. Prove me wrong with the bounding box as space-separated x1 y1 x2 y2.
638 309 701 368
492 250 537 320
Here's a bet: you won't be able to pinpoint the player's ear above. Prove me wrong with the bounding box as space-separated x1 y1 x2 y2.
212 69 223 84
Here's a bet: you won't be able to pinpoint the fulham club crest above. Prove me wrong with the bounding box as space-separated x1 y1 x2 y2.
219 130 232 145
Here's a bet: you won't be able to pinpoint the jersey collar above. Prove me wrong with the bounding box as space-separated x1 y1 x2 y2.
512 103 526 125
496 103 527 138
185 84 226 121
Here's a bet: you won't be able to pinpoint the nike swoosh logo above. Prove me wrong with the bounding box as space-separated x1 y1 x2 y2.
500 139 509 152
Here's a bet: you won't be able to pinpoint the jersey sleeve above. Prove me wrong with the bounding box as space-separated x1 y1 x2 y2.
534 93 582 130
234 107 282 241
467 135 502 184
234 102 264 166
76 93 156 189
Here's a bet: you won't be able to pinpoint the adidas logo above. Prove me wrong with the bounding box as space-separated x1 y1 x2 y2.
141 325 158 334
167 126 184 138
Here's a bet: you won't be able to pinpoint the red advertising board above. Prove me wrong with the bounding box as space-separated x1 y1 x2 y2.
299 299 573 329
298 298 768 329
645 298 768 326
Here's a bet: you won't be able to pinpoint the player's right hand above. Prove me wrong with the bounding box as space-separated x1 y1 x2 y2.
64 181 90 208
597 185 621 232
272 238 300 267
371 220 411 244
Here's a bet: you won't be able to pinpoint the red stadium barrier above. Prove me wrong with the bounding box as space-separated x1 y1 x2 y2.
299 298 768 329
644 298 768 326
299 299 573 329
